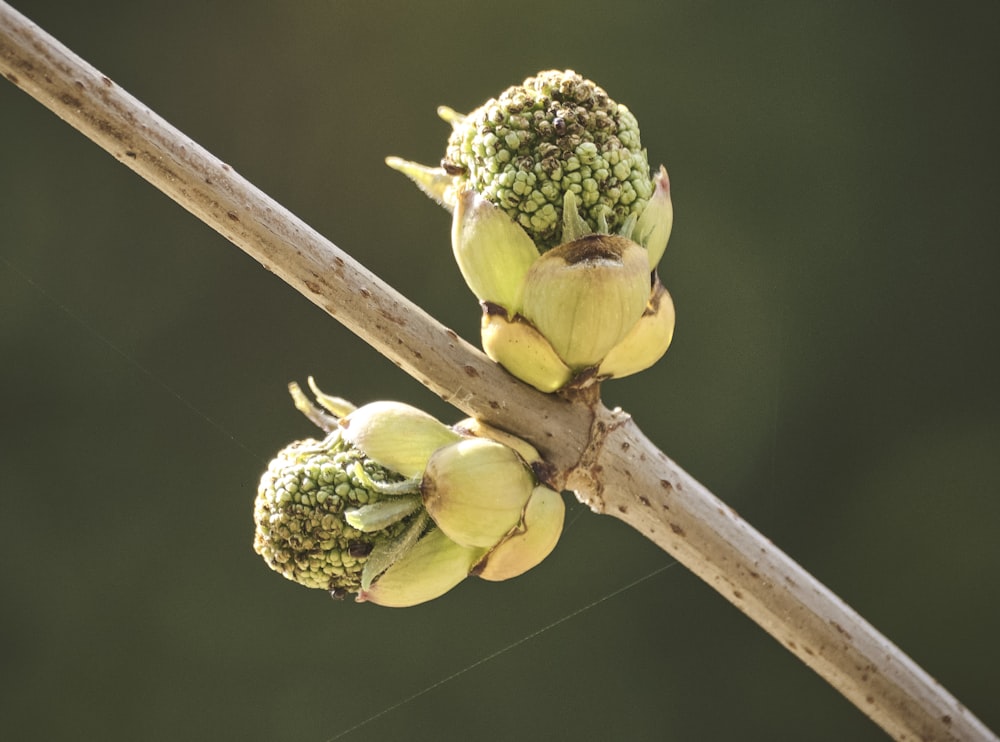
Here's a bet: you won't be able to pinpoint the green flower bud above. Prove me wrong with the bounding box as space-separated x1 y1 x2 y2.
252 433 419 594
474 485 565 582
521 234 650 369
421 438 535 549
255 381 567 605
357 527 486 608
388 70 677 392
442 69 653 252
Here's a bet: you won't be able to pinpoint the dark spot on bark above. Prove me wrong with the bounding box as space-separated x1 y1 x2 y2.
359 288 371 299
60 93 81 108
304 280 321 294
617 505 627 514
747 570 760 579
125 151 137 159
446 329 459 341
639 496 651 507
101 76 113 87
669 523 685 536
733 590 743 600
659 479 672 491
942 715 952 725
5 73 18 85
463 365 479 378
639 453 647 462
865 695 874 704
227 211 239 222
413 350 423 359
221 163 231 171
830 621 851 640
334 256 345 268
803 646 815 656
787 640 798 650
489 400 500 410
74 80 84 90
621 442 630 451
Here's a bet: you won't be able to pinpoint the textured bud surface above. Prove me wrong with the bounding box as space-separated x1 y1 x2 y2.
443 69 653 251
253 434 416 594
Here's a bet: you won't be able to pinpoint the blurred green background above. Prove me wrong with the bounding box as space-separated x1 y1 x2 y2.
2 1 998 740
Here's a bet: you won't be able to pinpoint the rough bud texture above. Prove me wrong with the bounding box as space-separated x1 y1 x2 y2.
443 69 653 251
253 434 416 594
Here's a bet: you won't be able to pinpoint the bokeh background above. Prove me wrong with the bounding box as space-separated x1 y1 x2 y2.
2 2 998 740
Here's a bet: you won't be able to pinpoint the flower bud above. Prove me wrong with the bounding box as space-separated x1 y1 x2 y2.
474 485 565 581
252 434 419 594
388 70 678 391
421 438 535 549
442 69 654 251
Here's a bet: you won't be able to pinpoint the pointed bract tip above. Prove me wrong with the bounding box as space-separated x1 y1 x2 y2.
385 156 457 211
437 106 467 128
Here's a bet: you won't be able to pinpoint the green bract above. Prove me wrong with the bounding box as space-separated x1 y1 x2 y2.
253 382 566 606
388 69 676 392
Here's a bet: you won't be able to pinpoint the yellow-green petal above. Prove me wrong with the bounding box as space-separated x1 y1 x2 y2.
521 234 650 369
481 311 572 393
475 485 565 581
598 280 675 379
340 402 460 480
634 165 673 270
421 438 535 549
453 190 540 313
357 527 484 607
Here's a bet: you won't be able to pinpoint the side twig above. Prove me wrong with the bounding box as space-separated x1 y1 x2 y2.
1 4 993 740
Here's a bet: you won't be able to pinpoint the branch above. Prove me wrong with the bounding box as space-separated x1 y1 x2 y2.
1 4 993 741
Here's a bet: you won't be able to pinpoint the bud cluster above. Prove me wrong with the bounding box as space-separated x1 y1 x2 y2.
389 69 676 392
253 381 564 607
